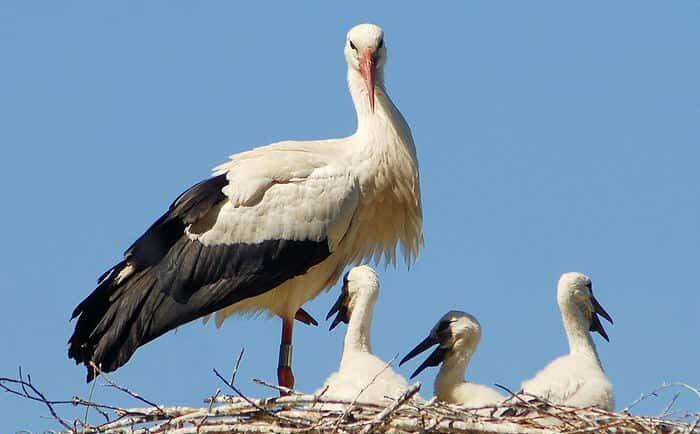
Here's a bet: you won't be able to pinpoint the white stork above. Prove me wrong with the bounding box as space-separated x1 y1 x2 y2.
400 311 504 407
514 273 615 411
68 23 422 389
319 266 413 403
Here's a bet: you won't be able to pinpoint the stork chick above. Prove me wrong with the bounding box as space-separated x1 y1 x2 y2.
400 311 503 407
519 272 615 410
319 266 411 403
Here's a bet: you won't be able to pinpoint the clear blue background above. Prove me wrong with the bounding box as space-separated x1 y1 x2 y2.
1 2 698 432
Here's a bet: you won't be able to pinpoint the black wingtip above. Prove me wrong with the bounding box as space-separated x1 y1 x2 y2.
86 367 96 383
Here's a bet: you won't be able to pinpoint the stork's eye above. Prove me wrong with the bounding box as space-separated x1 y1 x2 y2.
377 38 384 49
349 40 357 51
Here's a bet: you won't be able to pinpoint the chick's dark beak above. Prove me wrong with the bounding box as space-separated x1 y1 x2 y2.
589 291 614 342
592 294 613 324
400 334 447 379
326 290 349 331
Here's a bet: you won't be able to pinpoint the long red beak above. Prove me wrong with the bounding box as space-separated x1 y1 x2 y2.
359 49 375 113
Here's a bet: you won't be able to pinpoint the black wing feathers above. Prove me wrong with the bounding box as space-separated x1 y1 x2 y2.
70 174 228 321
124 174 228 265
69 174 331 381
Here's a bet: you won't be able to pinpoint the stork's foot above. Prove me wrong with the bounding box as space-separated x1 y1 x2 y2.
294 308 318 326
277 366 295 395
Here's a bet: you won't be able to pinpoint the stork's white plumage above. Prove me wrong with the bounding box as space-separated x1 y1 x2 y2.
319 266 412 403
68 23 422 389
518 272 615 411
400 311 503 407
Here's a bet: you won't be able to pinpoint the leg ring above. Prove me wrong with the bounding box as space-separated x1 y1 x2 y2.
278 344 293 368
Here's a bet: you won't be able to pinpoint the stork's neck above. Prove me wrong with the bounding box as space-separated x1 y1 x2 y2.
561 306 601 363
347 68 404 136
435 349 471 393
341 294 375 356
346 66 419 189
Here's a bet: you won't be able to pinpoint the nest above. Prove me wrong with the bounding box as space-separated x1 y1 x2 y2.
2 363 698 434
85 385 699 434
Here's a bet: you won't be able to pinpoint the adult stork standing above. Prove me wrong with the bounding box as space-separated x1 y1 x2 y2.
68 23 422 389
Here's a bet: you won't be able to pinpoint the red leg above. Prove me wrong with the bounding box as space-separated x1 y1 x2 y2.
277 316 295 395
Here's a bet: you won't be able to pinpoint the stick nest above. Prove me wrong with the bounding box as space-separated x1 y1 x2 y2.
2 363 698 434
88 387 700 434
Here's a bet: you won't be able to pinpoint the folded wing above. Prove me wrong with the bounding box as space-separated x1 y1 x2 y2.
69 150 359 381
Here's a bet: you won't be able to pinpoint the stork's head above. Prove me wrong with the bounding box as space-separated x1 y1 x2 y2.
326 265 379 330
558 272 614 341
400 311 483 379
345 24 386 113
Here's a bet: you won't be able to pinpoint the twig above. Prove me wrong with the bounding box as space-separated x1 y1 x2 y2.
625 382 700 413
212 368 311 426
84 365 100 426
1 369 74 432
253 378 300 396
314 385 330 406
196 388 220 433
687 415 700 434
664 382 700 401
494 384 578 430
90 361 164 413
661 392 682 418
230 347 245 385
625 388 662 413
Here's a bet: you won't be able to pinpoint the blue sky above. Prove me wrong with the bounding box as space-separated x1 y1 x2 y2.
1 1 698 432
